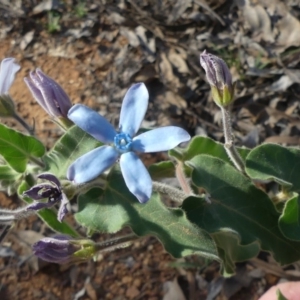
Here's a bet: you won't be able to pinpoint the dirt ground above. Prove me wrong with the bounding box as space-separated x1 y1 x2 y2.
1 0 300 299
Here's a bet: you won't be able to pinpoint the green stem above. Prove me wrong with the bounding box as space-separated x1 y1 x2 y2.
29 155 45 168
95 233 139 252
12 112 34 136
74 177 107 194
220 106 245 173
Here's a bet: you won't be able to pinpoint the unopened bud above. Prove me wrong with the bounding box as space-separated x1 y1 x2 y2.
0 58 20 117
33 235 97 264
200 50 235 107
24 69 72 119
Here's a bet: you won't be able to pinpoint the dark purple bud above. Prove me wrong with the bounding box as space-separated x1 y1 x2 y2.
24 69 72 118
200 50 232 89
33 235 78 264
33 235 97 264
24 173 69 222
200 50 235 107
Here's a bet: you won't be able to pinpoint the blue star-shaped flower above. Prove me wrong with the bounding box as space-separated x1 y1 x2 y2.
67 83 190 203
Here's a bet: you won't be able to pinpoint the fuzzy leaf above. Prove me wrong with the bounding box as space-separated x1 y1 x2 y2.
75 167 219 260
246 144 300 189
212 230 260 276
44 125 102 178
170 136 249 163
0 123 45 172
279 193 300 241
183 154 300 265
148 161 175 179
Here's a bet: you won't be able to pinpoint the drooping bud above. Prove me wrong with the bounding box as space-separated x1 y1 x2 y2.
200 50 235 107
0 58 20 117
24 69 72 120
24 173 69 222
33 235 97 264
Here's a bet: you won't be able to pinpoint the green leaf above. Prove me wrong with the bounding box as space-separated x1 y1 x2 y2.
212 230 260 276
0 164 23 195
0 123 45 172
0 164 21 181
75 167 219 260
18 181 79 237
276 289 288 300
44 125 101 178
183 154 300 265
246 144 300 189
148 161 175 179
170 136 249 163
279 193 300 241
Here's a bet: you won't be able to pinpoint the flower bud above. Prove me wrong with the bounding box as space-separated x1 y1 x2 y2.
24 69 72 119
200 50 235 107
0 58 20 117
33 235 97 264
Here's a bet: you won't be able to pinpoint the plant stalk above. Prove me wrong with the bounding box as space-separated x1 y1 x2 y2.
12 112 34 136
175 162 193 194
220 106 245 173
95 233 139 252
153 181 191 203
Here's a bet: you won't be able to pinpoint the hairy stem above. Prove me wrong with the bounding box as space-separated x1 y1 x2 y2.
0 206 35 224
74 177 107 194
220 106 245 173
95 233 138 252
175 162 193 194
153 181 191 203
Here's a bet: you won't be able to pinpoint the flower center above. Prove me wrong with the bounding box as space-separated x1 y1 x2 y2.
114 132 132 153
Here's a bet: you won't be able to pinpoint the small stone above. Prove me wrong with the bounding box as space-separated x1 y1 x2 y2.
121 276 132 284
126 286 140 299
133 278 142 288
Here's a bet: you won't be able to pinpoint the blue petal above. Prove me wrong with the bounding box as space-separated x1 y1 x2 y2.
132 126 191 153
119 83 148 137
67 146 118 184
68 104 117 143
0 58 20 94
120 152 152 203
